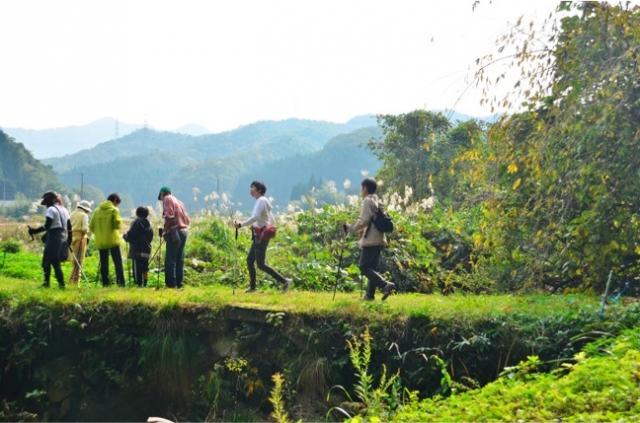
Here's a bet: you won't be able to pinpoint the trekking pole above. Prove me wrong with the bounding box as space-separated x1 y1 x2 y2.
598 269 614 316
333 224 348 300
70 246 90 286
155 228 163 290
233 224 238 295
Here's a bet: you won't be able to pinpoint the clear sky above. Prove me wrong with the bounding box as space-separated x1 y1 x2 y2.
1 0 562 133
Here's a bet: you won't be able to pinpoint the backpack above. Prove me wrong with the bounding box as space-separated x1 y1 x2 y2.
372 204 394 233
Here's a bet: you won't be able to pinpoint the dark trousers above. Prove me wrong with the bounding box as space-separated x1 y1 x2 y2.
42 229 65 287
133 258 149 287
359 245 388 298
164 230 187 288
247 235 286 289
99 247 125 287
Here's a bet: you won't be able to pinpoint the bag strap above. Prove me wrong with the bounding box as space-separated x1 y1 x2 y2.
53 205 65 229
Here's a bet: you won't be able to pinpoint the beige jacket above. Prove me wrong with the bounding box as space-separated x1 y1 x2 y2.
347 194 386 248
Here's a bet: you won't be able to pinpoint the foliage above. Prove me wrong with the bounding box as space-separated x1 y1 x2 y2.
327 327 402 421
470 3 640 292
392 327 640 422
269 373 290 423
0 130 66 201
369 110 451 201
0 238 21 254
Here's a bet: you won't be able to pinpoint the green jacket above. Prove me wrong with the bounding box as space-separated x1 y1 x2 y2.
89 200 123 250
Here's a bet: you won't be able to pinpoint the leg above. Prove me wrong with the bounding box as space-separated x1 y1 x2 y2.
69 239 81 284
164 236 178 288
111 246 126 287
246 240 258 290
175 231 187 288
41 255 51 287
132 259 141 286
359 246 386 299
141 259 149 287
52 258 65 288
99 249 110 286
255 238 287 284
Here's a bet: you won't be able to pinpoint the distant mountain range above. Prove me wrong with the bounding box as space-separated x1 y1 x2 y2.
0 118 211 159
1 110 488 214
0 110 481 160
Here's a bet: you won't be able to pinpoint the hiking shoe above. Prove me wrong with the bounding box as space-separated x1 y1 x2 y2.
245 287 257 293
282 279 292 293
381 283 395 301
41 283 50 288
360 295 374 301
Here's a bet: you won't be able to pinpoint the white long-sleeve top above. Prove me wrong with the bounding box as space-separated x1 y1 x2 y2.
240 196 275 228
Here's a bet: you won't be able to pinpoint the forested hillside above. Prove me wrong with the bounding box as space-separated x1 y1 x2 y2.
44 117 378 212
0 130 65 201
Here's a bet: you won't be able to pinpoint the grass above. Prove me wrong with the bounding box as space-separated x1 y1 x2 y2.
0 274 602 322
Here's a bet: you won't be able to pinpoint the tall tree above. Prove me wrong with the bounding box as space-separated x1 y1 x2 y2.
474 3 640 291
368 110 451 201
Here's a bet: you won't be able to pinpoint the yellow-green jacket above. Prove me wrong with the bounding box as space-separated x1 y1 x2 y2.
89 200 123 250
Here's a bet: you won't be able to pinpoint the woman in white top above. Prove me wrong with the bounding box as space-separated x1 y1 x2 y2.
28 191 71 289
234 180 291 293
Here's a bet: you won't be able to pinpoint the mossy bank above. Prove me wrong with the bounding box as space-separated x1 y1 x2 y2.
0 279 638 422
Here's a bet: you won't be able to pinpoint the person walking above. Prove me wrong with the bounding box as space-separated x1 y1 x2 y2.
90 193 126 287
157 186 190 289
68 200 92 285
28 191 71 289
344 178 395 301
233 180 291 293
123 206 153 287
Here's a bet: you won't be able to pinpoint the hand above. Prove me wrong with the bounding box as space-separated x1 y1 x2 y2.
28 226 35 236
234 222 241 229
158 228 164 237
342 223 348 234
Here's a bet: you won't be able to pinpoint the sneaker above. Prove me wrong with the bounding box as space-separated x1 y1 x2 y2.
245 287 257 293
41 283 50 288
360 295 374 301
282 279 292 293
381 282 395 301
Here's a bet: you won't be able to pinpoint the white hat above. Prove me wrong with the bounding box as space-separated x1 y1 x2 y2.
77 200 92 212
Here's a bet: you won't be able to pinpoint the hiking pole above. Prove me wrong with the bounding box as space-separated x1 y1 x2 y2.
333 224 348 300
233 224 238 295
598 269 614 316
69 245 90 286
155 228 163 290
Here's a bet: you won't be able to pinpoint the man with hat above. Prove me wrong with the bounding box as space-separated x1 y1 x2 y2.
158 186 190 289
28 191 72 289
68 200 92 285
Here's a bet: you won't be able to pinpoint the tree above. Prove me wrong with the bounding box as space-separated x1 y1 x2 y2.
473 3 640 291
368 110 451 201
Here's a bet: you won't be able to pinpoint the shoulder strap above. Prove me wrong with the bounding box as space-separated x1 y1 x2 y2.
53 205 64 228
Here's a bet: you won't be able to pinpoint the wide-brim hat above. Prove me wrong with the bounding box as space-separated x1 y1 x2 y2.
77 200 92 212
40 191 59 206
158 186 171 201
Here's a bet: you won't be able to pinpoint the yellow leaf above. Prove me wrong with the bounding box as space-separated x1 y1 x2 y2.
512 178 522 190
507 163 518 174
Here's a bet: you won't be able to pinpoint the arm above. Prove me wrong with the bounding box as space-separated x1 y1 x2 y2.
239 198 266 228
347 197 376 234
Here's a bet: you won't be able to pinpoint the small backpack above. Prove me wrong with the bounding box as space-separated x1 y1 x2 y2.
372 204 394 233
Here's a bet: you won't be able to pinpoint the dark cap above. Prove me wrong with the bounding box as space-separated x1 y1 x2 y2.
40 191 59 206
157 186 171 201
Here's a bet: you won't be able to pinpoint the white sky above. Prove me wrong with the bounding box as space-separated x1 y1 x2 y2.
0 0 562 133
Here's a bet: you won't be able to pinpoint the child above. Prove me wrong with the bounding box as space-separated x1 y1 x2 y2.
123 206 153 287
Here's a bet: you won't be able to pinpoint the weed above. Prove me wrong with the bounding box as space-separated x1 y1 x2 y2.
269 373 290 423
327 326 401 420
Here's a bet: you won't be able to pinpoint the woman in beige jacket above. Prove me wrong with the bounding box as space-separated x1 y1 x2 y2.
345 178 395 301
